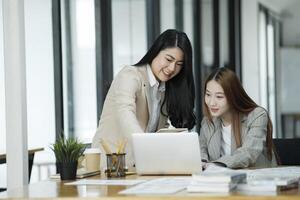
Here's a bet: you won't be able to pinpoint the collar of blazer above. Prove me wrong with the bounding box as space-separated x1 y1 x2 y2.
207 111 256 159
136 64 151 116
211 112 248 129
207 117 236 159
209 114 247 158
136 64 166 125
208 117 222 158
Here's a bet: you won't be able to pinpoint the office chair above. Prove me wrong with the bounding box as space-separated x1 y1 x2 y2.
273 138 300 165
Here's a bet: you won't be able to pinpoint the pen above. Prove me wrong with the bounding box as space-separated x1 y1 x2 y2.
99 139 112 154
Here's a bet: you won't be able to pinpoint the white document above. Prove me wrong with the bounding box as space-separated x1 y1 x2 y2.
119 177 192 195
65 179 146 186
204 163 234 173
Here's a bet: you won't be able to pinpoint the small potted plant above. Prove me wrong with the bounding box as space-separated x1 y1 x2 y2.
50 136 86 180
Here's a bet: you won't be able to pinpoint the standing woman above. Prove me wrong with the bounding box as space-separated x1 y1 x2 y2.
200 67 277 169
92 29 195 170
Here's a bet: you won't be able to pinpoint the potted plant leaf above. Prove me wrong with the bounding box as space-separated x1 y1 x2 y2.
50 137 86 180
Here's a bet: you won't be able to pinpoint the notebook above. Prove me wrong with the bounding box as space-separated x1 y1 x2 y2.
132 132 202 175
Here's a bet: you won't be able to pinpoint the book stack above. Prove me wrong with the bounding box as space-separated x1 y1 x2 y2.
235 167 300 194
237 176 300 193
187 171 247 193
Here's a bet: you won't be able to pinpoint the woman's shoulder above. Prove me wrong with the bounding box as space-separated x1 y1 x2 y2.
118 65 140 74
201 116 218 131
248 106 268 117
244 106 269 125
117 65 147 79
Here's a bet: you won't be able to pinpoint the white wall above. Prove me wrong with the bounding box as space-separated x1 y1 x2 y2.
281 3 300 46
24 0 55 150
241 0 285 104
257 0 300 46
160 0 175 32
281 48 300 113
241 0 260 103
183 0 194 46
0 0 56 188
0 0 5 152
24 0 56 182
70 0 97 142
0 0 7 188
112 0 147 76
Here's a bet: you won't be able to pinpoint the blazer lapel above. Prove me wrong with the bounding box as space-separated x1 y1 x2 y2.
231 130 237 154
157 95 167 129
231 114 247 153
137 64 168 130
137 65 152 117
208 118 222 159
240 114 248 143
144 84 152 117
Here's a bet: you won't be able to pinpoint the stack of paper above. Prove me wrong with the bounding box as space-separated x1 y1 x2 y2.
187 171 246 193
236 167 300 193
237 177 299 192
119 177 192 195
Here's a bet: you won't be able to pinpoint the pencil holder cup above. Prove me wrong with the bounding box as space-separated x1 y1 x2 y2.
105 153 127 177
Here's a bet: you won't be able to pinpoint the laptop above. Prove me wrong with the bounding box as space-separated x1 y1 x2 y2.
132 132 202 175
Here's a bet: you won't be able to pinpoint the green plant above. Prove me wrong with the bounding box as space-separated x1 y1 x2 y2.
50 137 86 163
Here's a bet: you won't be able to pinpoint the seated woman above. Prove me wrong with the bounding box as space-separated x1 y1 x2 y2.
199 67 277 169
92 29 195 170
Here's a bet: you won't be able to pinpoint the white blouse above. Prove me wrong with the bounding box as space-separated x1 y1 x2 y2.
146 65 165 132
221 124 232 156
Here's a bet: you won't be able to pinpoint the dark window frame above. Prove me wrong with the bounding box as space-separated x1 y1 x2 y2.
146 0 160 47
95 0 113 122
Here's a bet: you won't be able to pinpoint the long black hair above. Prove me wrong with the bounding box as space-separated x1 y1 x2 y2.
134 29 195 129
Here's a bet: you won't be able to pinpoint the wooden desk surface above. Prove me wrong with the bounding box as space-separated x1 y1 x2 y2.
0 148 44 160
0 173 299 199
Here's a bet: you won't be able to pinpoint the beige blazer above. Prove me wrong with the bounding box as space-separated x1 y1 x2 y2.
92 65 168 170
199 107 277 168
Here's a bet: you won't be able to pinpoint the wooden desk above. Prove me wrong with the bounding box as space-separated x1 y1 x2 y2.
0 148 44 164
0 148 44 192
0 173 299 199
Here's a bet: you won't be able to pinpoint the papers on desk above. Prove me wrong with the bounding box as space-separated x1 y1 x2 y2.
65 167 300 194
191 171 246 183
187 169 246 193
236 166 300 193
238 166 300 180
186 166 300 193
119 177 192 195
237 176 299 194
65 179 146 186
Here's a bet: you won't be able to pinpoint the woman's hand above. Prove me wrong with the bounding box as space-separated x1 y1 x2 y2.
202 161 227 171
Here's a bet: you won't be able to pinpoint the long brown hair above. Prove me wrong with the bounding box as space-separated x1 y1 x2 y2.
203 67 273 160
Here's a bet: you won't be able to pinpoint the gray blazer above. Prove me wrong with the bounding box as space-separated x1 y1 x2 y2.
199 107 277 168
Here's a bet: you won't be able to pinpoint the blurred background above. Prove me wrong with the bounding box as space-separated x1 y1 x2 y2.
1 0 300 188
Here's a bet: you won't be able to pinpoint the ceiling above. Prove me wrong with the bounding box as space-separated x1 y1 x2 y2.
260 0 300 46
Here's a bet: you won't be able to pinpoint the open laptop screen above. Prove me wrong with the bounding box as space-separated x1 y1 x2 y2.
132 132 202 175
